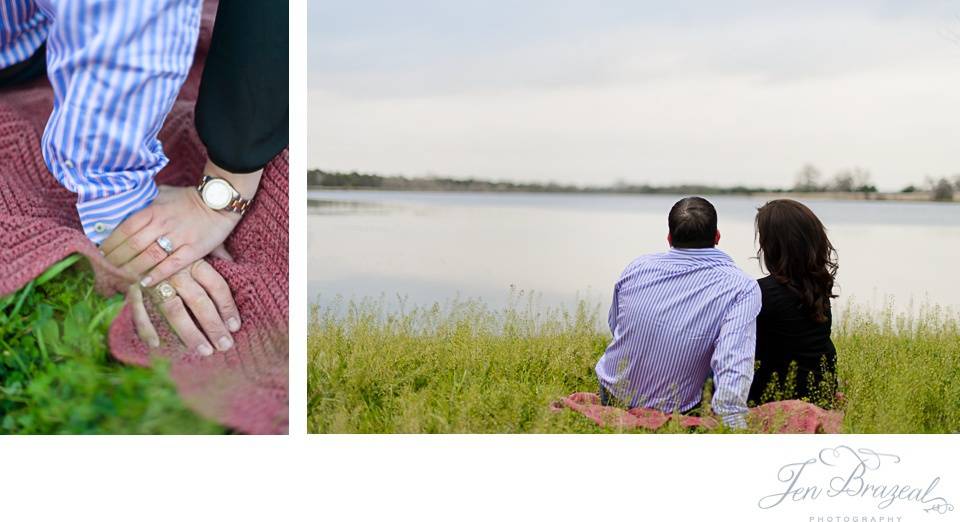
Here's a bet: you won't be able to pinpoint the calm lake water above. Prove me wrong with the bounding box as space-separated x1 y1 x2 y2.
310 190 960 316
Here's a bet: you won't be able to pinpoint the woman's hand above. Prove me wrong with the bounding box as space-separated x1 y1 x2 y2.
101 160 262 287
128 259 241 356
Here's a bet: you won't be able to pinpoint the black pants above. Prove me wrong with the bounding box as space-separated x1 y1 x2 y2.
0 43 46 87
0 1 289 174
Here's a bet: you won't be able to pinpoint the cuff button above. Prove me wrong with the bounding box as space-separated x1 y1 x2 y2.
93 222 107 233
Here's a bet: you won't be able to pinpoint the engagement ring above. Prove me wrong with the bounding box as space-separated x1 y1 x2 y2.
156 235 174 254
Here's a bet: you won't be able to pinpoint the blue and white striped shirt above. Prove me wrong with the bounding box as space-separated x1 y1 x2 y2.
0 0 203 243
596 247 762 428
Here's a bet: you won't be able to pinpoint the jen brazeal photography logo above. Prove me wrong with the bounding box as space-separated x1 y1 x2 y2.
758 446 954 517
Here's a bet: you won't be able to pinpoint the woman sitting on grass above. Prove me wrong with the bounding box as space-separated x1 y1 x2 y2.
749 199 839 407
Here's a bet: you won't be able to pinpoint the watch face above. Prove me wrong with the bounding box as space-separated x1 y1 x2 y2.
202 179 233 209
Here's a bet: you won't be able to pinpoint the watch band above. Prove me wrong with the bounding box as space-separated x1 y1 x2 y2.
225 196 252 215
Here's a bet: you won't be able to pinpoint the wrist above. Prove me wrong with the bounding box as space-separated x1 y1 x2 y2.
204 159 262 200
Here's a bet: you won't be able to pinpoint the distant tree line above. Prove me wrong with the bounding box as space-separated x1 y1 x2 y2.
309 170 582 192
924 176 959 202
791 164 877 194
308 170 767 195
898 177 959 201
309 166 958 202
793 164 960 202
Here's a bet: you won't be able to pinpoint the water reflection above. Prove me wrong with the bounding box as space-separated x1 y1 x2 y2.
309 190 960 315
308 199 389 215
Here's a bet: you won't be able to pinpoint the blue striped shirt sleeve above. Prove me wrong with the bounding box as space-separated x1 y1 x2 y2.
710 279 762 428
30 0 203 244
0 1 48 68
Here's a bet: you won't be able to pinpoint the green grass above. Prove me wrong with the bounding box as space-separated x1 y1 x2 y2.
308 296 960 434
0 255 224 434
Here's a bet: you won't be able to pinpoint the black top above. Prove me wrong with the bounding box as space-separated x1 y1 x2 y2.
748 275 837 405
196 0 289 173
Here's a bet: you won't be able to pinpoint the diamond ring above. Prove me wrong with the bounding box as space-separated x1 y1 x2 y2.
156 235 174 254
155 281 177 302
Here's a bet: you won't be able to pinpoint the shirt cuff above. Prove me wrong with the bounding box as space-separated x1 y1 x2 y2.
76 179 159 244
721 412 747 430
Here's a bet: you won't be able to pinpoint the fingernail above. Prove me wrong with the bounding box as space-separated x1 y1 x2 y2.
197 343 214 356
227 318 240 332
149 338 160 349
140 276 153 287
217 336 233 351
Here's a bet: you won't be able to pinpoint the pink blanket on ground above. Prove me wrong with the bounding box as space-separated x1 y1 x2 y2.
556 392 843 433
0 1 288 434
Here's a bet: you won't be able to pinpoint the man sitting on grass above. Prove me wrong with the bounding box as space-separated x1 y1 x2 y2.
595 196 761 428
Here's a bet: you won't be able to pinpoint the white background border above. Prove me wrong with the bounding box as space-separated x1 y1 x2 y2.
2 1 959 521
1 436 958 520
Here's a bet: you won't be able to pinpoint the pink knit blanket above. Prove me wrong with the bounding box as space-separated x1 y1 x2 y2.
556 392 843 433
0 1 288 434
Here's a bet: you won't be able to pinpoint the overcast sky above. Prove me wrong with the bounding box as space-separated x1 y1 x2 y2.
310 1 960 190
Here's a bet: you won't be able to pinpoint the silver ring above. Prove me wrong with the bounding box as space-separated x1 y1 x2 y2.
156 235 174 254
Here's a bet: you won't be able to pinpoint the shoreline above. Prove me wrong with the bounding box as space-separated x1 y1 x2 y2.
307 186 955 203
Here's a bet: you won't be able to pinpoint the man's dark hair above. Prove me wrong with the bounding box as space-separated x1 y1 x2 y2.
668 197 717 248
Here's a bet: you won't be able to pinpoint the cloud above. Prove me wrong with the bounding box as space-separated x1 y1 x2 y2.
312 1 959 94
310 1 960 189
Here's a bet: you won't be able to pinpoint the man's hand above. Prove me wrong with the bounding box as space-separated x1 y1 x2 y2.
101 160 262 286
128 259 241 356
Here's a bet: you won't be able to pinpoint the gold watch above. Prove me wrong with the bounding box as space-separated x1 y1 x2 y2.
197 175 252 215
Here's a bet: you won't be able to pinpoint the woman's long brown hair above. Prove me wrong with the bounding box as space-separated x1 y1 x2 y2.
755 199 838 322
